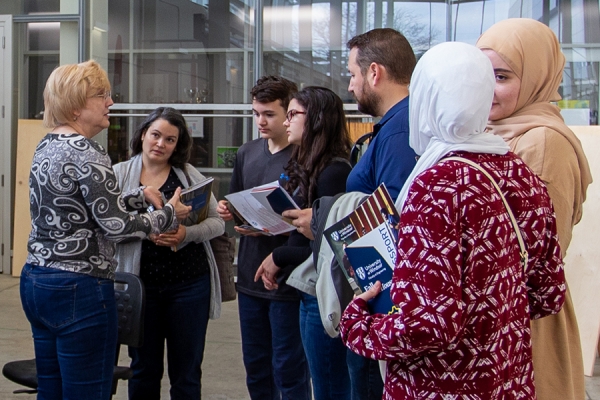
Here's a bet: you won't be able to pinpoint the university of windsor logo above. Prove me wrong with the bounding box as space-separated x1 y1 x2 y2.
355 267 366 280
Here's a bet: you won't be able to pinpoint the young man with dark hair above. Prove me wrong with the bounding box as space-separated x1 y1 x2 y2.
216 76 311 400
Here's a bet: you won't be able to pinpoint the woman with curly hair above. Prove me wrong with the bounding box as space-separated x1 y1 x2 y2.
255 86 353 399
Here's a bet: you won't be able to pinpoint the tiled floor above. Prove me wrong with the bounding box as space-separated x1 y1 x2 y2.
0 274 248 400
1 273 599 399
587 357 600 400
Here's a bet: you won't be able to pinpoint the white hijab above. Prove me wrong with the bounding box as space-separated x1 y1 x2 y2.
394 42 510 212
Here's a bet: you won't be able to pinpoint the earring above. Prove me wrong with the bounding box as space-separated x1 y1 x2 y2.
73 116 78 121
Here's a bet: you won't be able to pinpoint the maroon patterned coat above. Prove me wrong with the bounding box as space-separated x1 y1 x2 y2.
340 151 565 400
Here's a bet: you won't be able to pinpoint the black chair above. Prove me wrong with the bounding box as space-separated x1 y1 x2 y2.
2 272 145 397
350 131 374 167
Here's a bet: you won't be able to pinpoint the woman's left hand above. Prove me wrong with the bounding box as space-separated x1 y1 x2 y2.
254 253 280 290
151 225 186 247
167 187 192 221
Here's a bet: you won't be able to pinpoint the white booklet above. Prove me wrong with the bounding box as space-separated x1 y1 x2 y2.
225 181 300 236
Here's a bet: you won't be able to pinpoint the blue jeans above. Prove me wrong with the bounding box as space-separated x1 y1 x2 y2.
20 263 118 400
128 274 211 400
347 349 384 400
300 292 351 400
238 292 311 400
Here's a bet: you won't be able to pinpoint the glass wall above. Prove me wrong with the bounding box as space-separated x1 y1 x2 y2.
262 0 447 103
261 0 599 125
2 0 80 120
106 0 253 105
3 0 600 171
104 0 256 198
19 22 60 120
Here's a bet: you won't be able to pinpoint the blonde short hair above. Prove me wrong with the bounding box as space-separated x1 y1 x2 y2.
43 60 111 128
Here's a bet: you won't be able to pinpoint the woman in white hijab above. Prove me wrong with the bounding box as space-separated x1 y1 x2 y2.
339 42 566 399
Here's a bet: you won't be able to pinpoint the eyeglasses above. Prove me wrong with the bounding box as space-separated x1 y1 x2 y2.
286 109 307 122
91 91 112 100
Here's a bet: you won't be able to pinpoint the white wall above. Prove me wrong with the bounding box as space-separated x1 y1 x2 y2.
565 126 600 376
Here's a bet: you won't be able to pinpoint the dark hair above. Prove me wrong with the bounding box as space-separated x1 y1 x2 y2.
130 107 192 170
347 28 416 85
250 76 298 111
285 86 352 207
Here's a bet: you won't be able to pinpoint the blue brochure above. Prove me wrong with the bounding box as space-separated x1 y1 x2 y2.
266 187 298 215
344 223 396 315
179 177 214 219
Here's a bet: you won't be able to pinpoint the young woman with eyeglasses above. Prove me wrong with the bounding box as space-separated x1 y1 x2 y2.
254 86 354 400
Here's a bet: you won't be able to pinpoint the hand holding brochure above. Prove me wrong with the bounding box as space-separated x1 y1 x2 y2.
225 181 300 236
344 223 397 315
224 201 264 233
324 183 399 314
179 177 214 222
171 176 214 252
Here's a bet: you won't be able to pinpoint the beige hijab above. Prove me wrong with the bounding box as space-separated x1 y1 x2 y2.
477 18 592 204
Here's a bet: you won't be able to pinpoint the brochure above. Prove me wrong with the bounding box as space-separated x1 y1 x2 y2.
179 177 214 222
323 183 399 314
250 181 299 216
344 223 396 314
225 181 299 236
171 177 214 252
224 201 264 234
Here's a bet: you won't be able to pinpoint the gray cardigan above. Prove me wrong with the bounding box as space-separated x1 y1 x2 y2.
113 154 225 319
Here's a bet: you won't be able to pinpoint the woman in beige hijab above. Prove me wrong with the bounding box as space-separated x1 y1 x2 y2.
477 18 593 400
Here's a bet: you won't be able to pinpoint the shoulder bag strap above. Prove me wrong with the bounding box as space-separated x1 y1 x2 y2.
442 156 529 273
182 168 192 187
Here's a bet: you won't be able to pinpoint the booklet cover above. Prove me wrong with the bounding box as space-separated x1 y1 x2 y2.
250 182 299 216
344 223 396 315
225 181 298 236
180 177 214 222
324 183 400 314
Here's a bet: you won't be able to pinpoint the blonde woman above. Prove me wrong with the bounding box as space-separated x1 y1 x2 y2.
21 61 188 400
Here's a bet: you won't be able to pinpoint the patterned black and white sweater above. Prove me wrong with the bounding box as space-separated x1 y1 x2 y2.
26 133 177 279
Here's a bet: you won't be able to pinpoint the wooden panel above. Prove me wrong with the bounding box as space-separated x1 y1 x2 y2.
13 120 47 276
565 126 600 376
347 121 374 143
